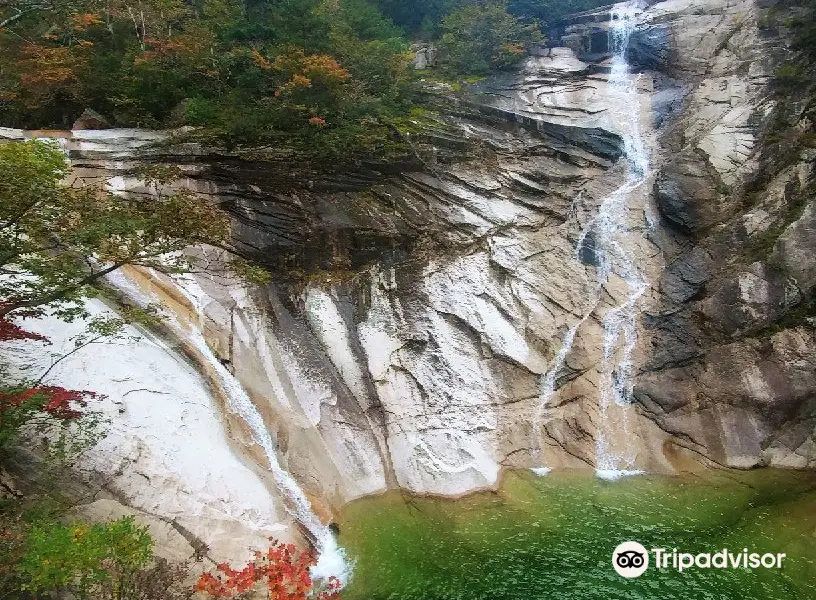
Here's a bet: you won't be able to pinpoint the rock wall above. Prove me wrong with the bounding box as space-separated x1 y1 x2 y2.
630 0 816 469
2 0 814 538
0 297 294 564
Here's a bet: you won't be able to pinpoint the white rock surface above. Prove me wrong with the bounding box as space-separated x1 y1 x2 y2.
0 300 292 564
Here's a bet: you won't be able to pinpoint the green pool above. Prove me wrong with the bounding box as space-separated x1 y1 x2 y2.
337 469 816 600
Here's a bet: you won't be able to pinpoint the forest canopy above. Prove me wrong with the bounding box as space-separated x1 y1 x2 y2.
0 0 610 155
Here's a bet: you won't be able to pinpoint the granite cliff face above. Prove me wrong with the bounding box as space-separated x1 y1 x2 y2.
2 0 814 559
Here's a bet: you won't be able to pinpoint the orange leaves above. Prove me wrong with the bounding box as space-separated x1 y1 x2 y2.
70 13 103 31
273 51 351 85
17 45 78 108
248 46 349 128
136 38 183 64
500 42 525 56
251 48 274 70
195 541 341 600
253 46 351 99
134 32 213 70
276 74 312 97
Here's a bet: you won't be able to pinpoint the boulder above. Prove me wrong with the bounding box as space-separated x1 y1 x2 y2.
72 108 110 130
412 44 437 70
654 156 719 233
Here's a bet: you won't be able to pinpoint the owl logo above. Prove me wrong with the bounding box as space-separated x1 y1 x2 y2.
612 542 649 578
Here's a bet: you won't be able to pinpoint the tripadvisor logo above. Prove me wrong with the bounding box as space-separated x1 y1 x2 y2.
612 542 649 578
612 542 786 578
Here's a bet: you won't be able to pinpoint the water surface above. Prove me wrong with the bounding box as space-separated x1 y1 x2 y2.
338 469 816 600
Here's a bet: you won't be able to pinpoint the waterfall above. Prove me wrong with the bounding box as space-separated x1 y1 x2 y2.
594 0 649 480
106 271 351 585
184 331 350 584
534 0 651 480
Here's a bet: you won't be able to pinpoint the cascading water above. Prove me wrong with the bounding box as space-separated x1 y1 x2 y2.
594 0 650 480
534 0 652 480
107 271 351 584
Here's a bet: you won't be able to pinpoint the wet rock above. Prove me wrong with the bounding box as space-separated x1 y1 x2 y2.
628 23 671 70
659 247 713 305
643 312 703 371
13 0 815 508
700 263 802 336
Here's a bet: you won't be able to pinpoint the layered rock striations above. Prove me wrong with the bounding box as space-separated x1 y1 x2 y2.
2 0 814 554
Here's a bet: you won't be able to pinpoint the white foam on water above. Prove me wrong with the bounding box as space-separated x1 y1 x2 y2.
593 0 651 475
530 467 553 477
595 469 645 481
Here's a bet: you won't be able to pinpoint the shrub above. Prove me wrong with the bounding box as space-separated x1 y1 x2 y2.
438 2 543 76
17 516 153 600
196 541 341 600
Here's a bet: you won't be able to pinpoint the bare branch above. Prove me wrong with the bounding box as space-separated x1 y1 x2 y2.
36 333 107 385
0 2 49 29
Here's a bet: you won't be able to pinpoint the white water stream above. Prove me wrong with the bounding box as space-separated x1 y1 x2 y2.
534 1 652 480
106 271 351 585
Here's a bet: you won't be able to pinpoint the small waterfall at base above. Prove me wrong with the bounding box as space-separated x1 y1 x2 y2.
533 0 652 481
107 271 351 585
185 331 351 584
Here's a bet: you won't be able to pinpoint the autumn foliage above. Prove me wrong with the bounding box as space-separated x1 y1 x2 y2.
0 0 416 159
0 385 98 421
0 314 49 343
195 542 341 600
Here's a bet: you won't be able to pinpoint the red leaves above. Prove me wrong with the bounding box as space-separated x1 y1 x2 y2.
0 317 49 343
195 541 341 600
0 386 98 421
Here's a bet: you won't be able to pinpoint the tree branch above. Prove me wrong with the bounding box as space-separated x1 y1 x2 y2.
0 261 124 318
0 4 44 29
36 333 107 385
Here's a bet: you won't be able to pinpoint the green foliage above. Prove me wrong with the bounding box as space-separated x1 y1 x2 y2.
371 0 453 37
372 0 611 36
1 496 192 600
438 2 543 76
0 0 417 158
0 0 606 157
774 62 807 86
506 0 613 24
0 140 232 320
17 517 153 598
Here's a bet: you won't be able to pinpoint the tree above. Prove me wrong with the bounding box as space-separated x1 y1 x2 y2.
195 541 341 600
8 514 192 600
371 0 454 37
0 0 415 158
507 0 615 25
0 140 232 321
17 516 153 599
438 1 543 76
0 0 79 30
